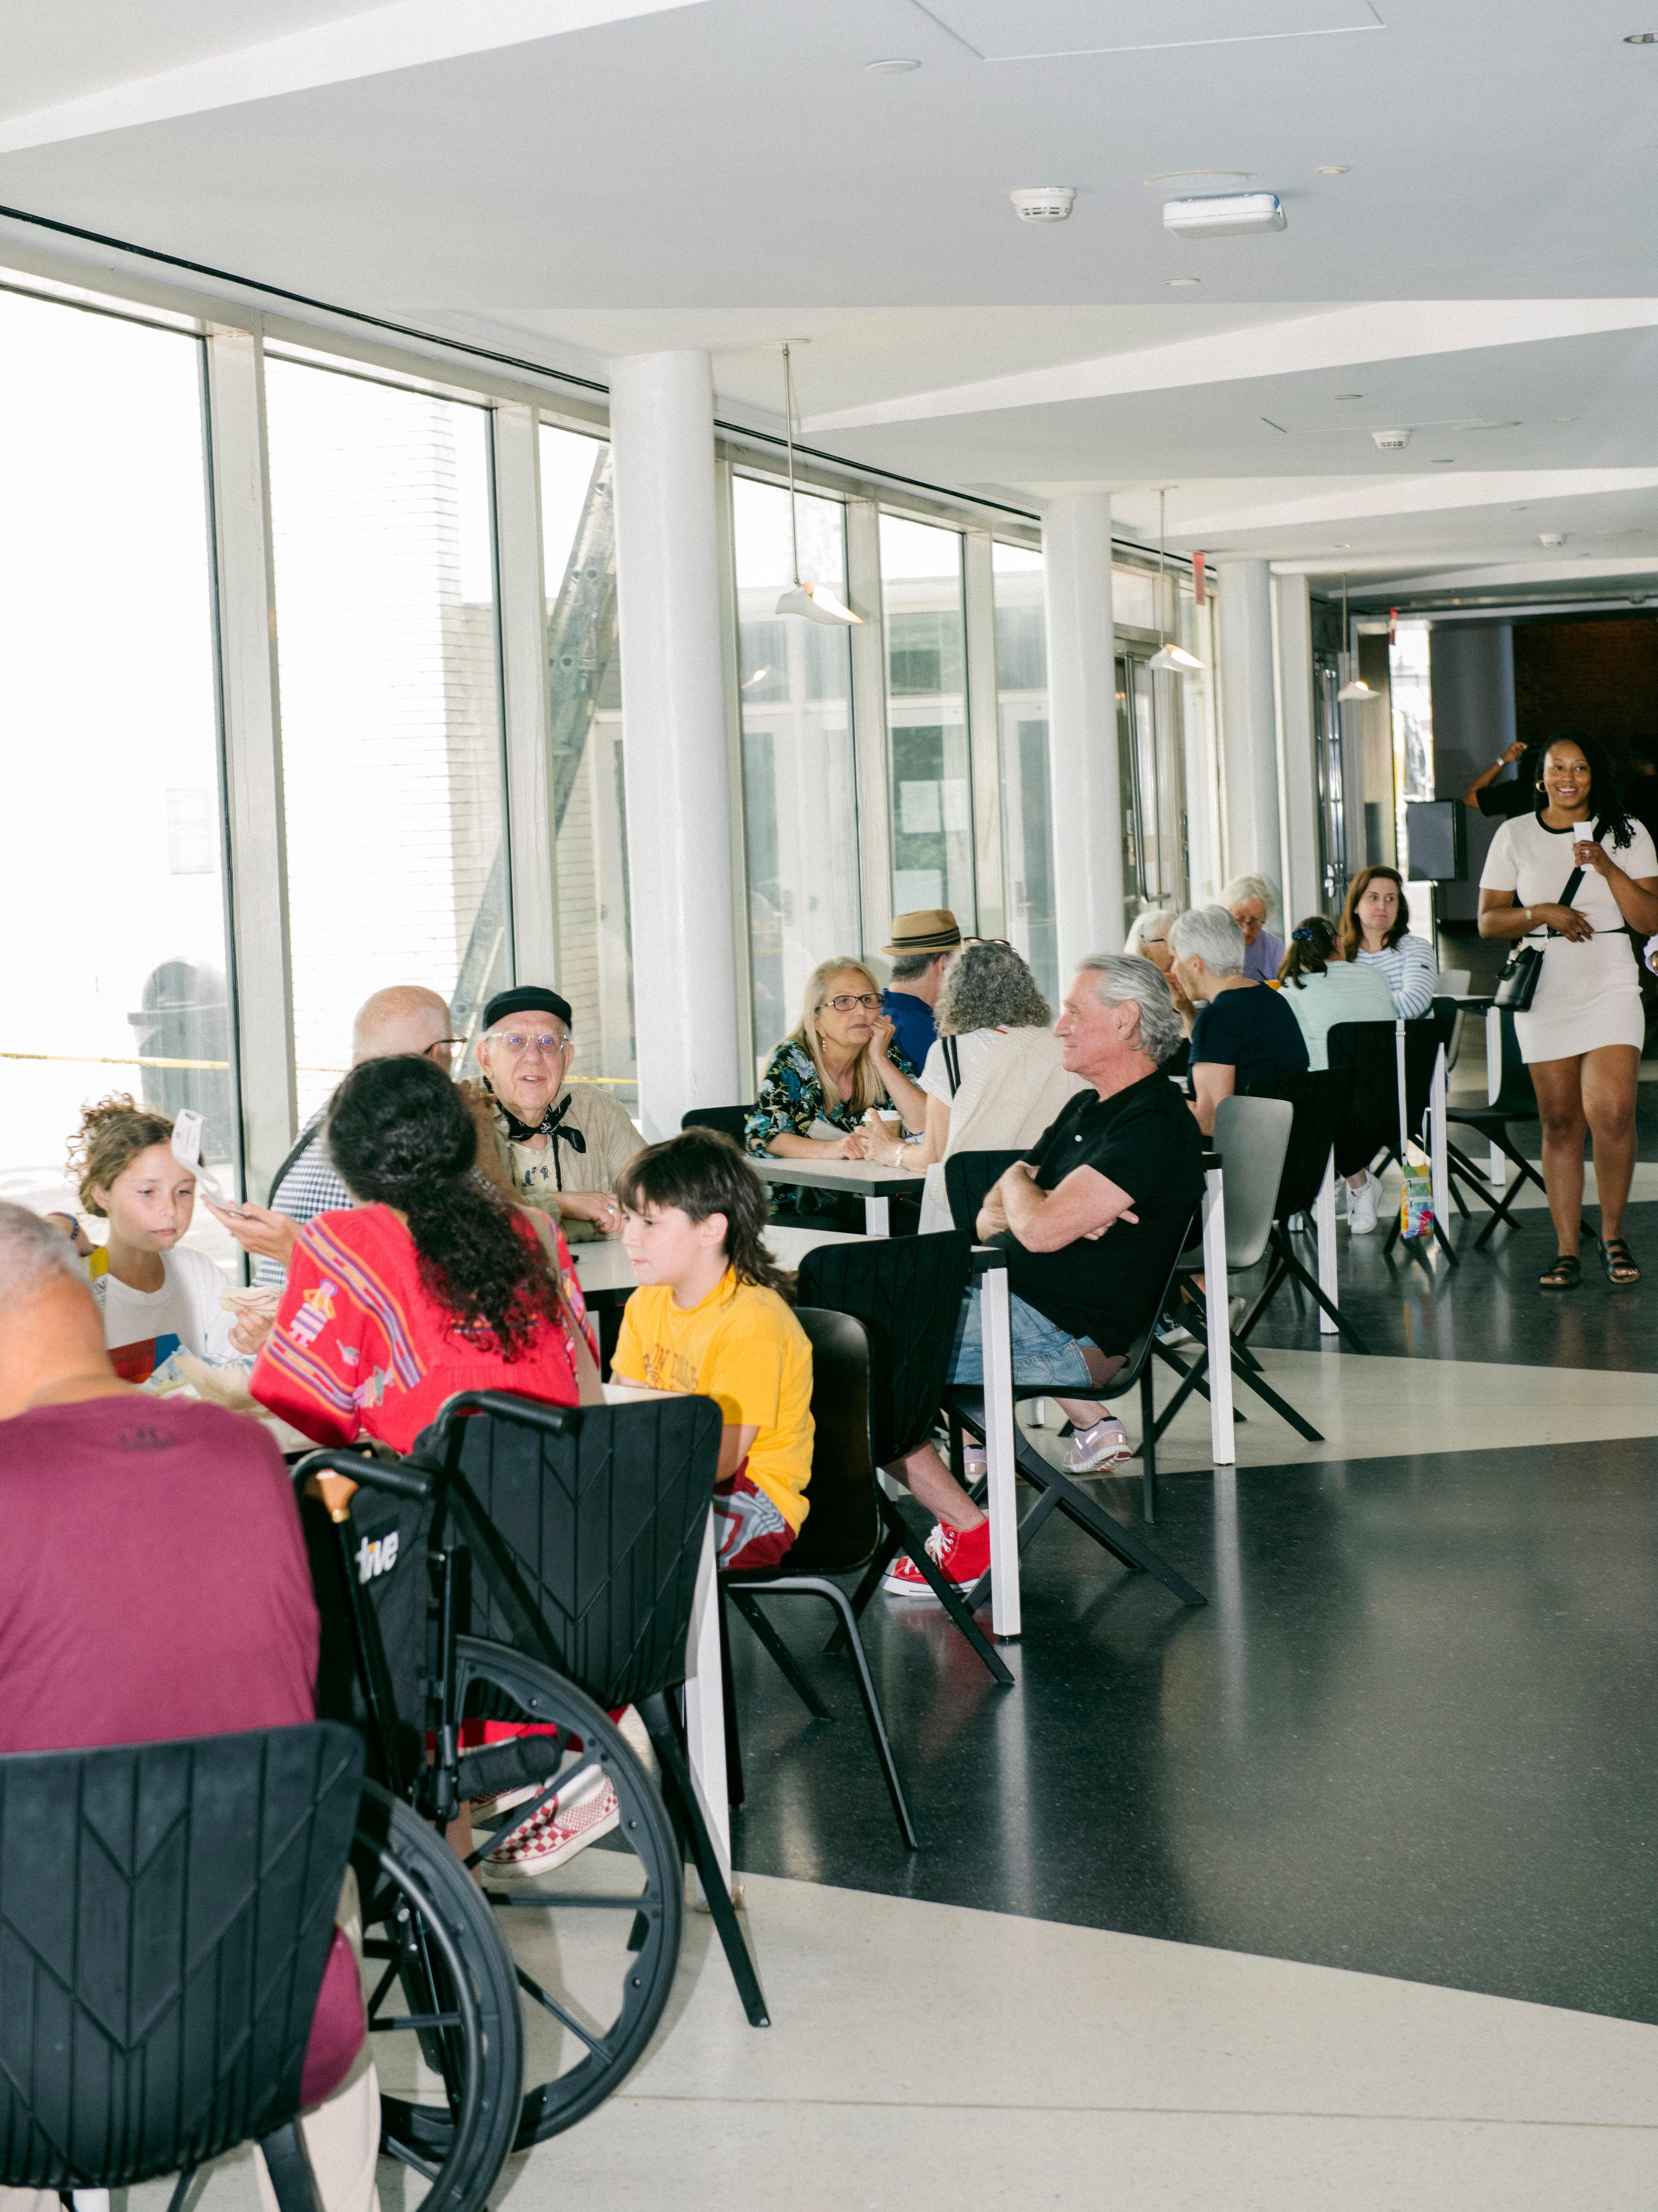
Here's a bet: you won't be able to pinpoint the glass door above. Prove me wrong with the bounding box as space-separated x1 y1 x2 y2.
1116 648 1190 931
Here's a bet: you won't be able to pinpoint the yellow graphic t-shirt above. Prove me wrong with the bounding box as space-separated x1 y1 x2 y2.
612 1270 813 1531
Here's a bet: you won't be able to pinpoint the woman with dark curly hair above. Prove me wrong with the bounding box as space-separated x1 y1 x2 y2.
249 1054 594 1451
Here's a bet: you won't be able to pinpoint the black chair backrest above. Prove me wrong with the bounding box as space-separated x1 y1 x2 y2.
773 1307 880 1574
1489 1006 1538 1117
942 1147 1027 1238
0 1723 363 2191
1326 1017 1441 1159
795 1231 973 1461
1245 1067 1354 1220
681 1105 752 1143
419 1390 723 1711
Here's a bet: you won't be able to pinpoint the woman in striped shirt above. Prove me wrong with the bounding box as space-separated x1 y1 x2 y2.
1339 866 1437 1017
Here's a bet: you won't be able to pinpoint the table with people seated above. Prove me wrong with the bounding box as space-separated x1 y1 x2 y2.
745 1153 927 1236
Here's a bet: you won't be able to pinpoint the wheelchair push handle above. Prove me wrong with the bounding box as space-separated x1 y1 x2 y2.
291 1445 431 1522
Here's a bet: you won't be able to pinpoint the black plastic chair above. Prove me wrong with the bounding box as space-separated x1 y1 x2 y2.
792 1230 1014 1684
682 1105 753 1142
413 1390 771 2031
1327 1017 1458 1264
1241 1067 1370 1352
1443 1006 1548 1245
721 1307 921 1850
0 1725 362 2212
941 1148 1207 1601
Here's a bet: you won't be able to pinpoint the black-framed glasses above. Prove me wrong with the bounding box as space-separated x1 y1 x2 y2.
826 993 882 1012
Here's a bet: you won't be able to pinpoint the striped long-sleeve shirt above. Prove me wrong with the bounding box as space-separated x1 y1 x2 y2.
1354 932 1437 1019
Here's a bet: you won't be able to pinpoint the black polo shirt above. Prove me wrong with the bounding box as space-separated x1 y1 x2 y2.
992 1068 1205 1354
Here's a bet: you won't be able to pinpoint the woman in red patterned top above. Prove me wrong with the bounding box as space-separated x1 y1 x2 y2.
250 1054 592 1452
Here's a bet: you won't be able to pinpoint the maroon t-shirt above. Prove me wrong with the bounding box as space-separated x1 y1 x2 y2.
0 1395 364 2105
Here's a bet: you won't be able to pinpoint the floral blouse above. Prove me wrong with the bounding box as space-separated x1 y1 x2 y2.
745 1038 917 1154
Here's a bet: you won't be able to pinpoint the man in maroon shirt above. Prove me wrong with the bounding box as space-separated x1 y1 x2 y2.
0 1203 378 2212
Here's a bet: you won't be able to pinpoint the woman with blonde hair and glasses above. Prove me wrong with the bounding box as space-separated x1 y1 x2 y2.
745 957 927 1162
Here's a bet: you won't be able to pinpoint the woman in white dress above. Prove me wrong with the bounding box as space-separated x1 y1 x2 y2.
1478 733 1658 1289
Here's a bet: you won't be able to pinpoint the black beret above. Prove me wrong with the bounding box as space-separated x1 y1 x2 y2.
481 986 573 1033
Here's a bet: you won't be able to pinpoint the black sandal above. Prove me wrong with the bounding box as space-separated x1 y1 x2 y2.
1598 1236 1641 1287
1539 1254 1582 1290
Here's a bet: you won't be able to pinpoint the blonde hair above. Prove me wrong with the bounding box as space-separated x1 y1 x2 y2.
67 1094 176 1217
787 958 890 1118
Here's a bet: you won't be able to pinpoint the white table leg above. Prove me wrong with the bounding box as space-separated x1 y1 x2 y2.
682 1514 731 1897
1202 1164 1235 1466
978 1259 1021 1640
864 1195 890 1236
1315 1152 1339 1336
1430 1043 1449 1233
1485 1006 1506 1185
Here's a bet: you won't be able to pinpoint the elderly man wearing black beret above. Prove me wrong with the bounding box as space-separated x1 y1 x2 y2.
472 986 644 1242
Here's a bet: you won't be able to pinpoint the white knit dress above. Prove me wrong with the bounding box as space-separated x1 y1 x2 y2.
1479 814 1658 1062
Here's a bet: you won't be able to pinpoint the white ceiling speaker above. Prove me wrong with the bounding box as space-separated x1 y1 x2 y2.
1010 186 1076 222
1539 532 1567 547
1162 190 1285 239
1372 428 1412 451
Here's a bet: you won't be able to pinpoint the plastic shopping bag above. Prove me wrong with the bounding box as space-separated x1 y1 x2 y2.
1399 1143 1434 1242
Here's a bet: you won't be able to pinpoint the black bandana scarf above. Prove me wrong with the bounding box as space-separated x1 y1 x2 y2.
491 1087 588 1190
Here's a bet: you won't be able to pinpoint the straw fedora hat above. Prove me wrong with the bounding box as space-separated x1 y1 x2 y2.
882 909 962 957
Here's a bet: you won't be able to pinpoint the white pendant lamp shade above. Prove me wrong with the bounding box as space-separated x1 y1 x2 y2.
1336 575 1370 698
1337 675 1376 701
775 579 861 626
774 344 862 627
1150 489 1205 672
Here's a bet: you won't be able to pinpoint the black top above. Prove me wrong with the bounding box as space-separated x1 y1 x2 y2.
1189 984 1310 1090
994 1070 1205 1354
1477 773 1537 820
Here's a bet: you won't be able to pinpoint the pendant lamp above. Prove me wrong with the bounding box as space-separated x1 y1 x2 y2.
774 345 861 627
1335 573 1375 700
1146 489 1206 671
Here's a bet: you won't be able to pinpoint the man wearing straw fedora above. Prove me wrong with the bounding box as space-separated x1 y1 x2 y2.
879 908 962 1070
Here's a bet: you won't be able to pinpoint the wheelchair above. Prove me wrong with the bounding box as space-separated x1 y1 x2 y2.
295 1427 687 2163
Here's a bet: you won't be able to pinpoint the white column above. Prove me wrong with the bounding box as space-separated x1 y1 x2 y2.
609 351 743 1138
1216 558 1282 898
493 402 559 987
1042 494 1123 965
1272 572 1320 924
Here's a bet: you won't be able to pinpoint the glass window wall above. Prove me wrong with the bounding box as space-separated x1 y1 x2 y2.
539 422 635 1100
0 289 238 1278
991 542 1056 1005
732 475 860 1068
265 361 508 1122
880 514 975 925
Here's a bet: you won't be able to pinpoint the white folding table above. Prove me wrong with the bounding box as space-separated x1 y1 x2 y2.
748 1154 921 1236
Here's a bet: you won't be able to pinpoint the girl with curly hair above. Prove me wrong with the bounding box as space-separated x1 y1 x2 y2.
249 1054 594 1452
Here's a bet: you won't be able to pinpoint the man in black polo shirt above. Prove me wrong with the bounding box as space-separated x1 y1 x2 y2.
882 953 1202 1599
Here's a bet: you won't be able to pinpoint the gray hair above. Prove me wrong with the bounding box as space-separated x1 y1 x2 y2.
0 1202 83 1314
1221 873 1278 919
1077 954 1185 1065
889 951 943 984
1170 905 1247 979
936 942 1050 1036
1124 908 1180 957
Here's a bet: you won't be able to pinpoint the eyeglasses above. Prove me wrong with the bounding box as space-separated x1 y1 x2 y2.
425 1037 463 1057
496 1031 567 1056
962 936 1012 949
825 993 882 1012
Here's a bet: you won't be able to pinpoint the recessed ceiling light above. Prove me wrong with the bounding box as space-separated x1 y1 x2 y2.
1333 541 1352 549
865 56 920 72
1315 165 1350 175
1165 276 1201 285
1143 169 1253 186
1335 392 1363 400
1556 414 1578 421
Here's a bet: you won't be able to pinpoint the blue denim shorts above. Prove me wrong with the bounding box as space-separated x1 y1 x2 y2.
947 1283 1097 1388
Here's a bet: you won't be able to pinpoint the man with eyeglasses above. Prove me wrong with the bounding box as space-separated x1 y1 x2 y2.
473 987 643 1242
204 983 460 1283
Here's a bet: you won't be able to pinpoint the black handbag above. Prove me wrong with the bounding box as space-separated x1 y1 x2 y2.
1493 864 1585 1012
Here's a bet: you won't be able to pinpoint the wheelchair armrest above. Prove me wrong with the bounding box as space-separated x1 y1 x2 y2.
292 1445 431 1504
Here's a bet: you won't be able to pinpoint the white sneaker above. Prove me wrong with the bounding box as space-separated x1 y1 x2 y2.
1346 1170 1380 1235
1063 1418 1132 1474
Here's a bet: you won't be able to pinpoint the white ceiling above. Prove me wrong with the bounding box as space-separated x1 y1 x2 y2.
3 0 1658 593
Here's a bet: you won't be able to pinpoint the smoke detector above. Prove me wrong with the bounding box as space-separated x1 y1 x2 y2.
1010 186 1076 223
1372 428 1412 451
1163 190 1285 238
1539 532 1567 547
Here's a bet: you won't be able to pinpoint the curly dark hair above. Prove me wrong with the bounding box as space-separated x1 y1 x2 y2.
617 1129 791 1296
1278 914 1341 991
1533 729 1636 848
326 1055 558 1357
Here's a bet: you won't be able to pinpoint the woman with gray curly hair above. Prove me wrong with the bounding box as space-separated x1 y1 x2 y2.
848 940 1088 1228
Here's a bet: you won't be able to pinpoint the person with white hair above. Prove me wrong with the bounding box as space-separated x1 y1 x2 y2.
204 981 460 1283
1169 906 1309 1136
1222 873 1285 985
881 955 1203 1600
1125 907 1198 1033
0 1199 382 2212
473 985 645 1242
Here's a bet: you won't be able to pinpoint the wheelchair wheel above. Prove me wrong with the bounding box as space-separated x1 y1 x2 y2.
450 1637 685 2145
352 1780 523 2212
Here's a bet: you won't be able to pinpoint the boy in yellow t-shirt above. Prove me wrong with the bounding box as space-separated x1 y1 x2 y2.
613 1129 813 1570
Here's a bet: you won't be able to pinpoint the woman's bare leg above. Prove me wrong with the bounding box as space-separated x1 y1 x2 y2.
1580 1043 1641 1242
1529 1056 1588 1255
